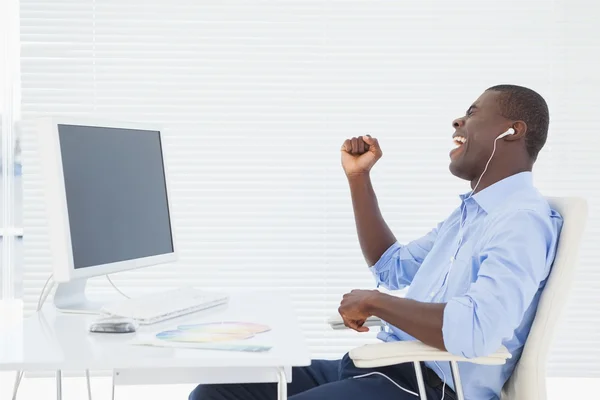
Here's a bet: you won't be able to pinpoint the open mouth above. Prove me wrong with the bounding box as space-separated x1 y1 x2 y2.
450 135 467 158
453 136 466 148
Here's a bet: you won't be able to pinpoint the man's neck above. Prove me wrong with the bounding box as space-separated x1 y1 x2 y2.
471 166 532 194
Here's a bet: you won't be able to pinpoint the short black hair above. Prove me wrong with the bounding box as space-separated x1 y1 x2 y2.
487 84 549 161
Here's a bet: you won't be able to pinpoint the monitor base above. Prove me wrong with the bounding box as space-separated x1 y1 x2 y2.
54 279 104 314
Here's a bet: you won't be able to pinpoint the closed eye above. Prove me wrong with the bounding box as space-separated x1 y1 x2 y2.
465 105 477 117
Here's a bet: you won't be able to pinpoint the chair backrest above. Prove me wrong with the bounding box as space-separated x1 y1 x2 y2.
501 197 588 400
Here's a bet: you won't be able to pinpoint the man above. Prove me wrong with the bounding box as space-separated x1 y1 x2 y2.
190 84 562 400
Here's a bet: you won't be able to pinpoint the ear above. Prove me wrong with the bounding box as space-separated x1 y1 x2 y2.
506 120 527 141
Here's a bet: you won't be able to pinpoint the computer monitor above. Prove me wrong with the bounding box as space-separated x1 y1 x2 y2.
37 118 177 312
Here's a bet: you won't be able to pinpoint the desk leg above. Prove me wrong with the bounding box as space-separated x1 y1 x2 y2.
276 367 287 400
56 370 62 400
85 370 92 400
12 370 23 400
112 371 116 400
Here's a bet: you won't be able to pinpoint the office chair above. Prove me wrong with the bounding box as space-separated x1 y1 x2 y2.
329 197 588 400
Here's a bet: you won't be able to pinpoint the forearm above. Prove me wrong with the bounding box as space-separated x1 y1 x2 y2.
367 292 447 351
348 173 397 266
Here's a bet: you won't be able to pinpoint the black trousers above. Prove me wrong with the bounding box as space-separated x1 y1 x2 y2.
189 353 456 400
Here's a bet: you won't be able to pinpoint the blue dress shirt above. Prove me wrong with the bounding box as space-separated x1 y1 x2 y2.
371 172 562 399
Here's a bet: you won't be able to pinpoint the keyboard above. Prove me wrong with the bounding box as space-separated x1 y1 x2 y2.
100 287 229 325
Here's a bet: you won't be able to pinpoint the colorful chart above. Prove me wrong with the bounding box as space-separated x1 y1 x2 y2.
155 321 271 344
156 330 253 343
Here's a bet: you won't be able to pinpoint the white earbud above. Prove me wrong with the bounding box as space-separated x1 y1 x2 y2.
467 127 516 198
496 127 515 140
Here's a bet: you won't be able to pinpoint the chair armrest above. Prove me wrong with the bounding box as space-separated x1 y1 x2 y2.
349 341 512 368
327 315 383 330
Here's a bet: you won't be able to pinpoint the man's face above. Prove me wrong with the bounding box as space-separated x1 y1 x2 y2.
449 90 510 181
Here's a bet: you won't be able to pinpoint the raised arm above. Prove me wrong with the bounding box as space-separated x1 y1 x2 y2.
342 136 440 289
341 135 396 266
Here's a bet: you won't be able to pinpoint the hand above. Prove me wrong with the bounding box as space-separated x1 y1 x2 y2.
338 289 380 332
341 135 383 177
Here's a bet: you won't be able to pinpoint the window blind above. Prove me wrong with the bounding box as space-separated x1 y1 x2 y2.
18 0 600 374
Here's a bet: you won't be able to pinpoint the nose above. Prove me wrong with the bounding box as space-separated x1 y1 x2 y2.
452 117 465 129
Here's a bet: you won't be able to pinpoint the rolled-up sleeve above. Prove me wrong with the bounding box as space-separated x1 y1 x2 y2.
371 222 442 290
442 210 558 358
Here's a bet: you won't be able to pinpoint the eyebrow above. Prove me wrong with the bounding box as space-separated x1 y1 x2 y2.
466 105 478 114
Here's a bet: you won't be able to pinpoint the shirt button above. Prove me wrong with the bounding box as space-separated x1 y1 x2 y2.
450 256 455 263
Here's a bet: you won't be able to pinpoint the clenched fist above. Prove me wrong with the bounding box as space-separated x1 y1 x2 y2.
340 135 383 177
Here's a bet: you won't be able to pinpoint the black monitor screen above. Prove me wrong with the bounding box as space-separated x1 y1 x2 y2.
58 124 174 269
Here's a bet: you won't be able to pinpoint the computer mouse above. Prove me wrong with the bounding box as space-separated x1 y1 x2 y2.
89 316 138 333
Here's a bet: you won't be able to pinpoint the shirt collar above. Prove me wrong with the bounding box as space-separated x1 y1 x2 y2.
459 171 533 213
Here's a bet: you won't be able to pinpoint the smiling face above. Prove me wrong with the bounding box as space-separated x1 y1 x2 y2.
449 90 515 182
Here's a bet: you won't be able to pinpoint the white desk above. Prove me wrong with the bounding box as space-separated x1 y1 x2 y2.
0 291 311 400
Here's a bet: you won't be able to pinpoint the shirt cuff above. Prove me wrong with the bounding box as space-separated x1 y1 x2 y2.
370 242 401 281
442 297 475 358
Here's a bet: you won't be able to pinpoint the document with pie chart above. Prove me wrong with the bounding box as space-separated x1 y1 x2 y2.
132 321 273 352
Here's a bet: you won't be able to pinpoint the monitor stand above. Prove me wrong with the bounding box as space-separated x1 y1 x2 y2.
54 278 105 314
